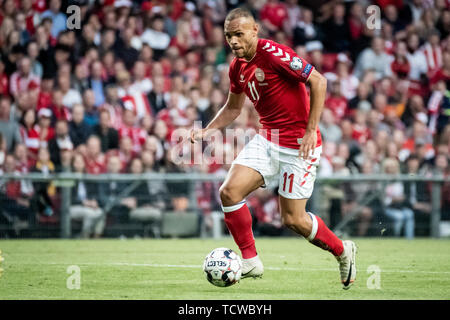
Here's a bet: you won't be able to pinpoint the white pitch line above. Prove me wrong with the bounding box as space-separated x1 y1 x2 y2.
46 262 450 275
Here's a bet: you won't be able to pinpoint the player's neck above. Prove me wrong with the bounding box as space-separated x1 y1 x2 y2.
243 40 258 62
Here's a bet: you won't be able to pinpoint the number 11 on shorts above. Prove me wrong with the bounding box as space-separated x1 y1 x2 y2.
282 172 294 193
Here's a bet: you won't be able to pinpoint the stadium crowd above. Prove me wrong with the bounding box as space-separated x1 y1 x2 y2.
0 0 449 238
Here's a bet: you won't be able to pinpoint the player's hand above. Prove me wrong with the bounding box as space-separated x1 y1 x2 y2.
189 128 205 144
299 130 317 160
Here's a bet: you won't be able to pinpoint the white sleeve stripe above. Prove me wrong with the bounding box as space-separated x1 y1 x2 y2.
280 52 290 62
273 48 283 56
263 44 290 62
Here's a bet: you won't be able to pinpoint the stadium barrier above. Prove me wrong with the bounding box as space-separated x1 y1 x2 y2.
0 172 449 238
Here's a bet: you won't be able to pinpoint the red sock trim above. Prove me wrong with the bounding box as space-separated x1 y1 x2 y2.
310 215 344 256
223 203 257 259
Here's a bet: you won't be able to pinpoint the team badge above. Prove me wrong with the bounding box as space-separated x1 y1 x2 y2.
255 68 265 82
290 56 303 70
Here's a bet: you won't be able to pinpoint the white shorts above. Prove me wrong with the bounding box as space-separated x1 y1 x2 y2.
232 134 322 199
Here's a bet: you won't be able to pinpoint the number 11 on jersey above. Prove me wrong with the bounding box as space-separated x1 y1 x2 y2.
248 81 259 101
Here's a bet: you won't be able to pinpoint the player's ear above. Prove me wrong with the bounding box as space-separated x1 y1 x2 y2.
253 22 259 36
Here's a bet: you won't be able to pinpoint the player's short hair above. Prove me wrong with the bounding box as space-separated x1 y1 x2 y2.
225 8 255 23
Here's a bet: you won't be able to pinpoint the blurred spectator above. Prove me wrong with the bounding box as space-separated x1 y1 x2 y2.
126 157 163 235
259 0 288 35
390 41 411 79
348 82 373 114
99 155 130 226
319 108 342 143
92 109 119 153
40 0 67 39
383 158 415 239
69 153 105 238
130 61 153 95
354 37 393 80
72 63 90 93
114 135 135 171
404 154 432 236
406 33 428 81
49 89 71 122
69 104 91 147
35 107 54 145
26 41 43 78
82 89 99 127
342 160 376 237
0 95 22 152
293 7 322 46
88 60 106 108
325 80 348 122
31 147 55 217
141 15 171 60
48 119 73 169
118 109 147 154
422 30 443 75
9 56 41 101
114 28 139 70
116 70 151 120
321 2 350 53
434 153 450 221
84 135 106 175
0 154 34 226
101 84 124 130
147 76 167 116
165 150 190 212
431 51 450 85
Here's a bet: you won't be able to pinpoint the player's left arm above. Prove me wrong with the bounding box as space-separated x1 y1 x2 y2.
301 69 327 159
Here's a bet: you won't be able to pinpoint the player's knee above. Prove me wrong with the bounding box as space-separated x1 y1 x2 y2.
281 214 296 229
282 210 310 230
219 185 242 206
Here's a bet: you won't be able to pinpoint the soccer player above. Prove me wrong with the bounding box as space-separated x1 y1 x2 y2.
190 8 357 289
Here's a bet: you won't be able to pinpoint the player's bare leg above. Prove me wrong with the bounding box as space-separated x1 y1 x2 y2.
220 163 265 279
279 196 357 289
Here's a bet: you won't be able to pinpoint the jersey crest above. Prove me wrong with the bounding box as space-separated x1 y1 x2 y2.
255 68 265 82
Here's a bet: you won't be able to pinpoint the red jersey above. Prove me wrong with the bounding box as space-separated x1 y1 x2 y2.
260 3 288 30
325 95 348 121
118 125 147 153
84 154 106 175
229 38 321 149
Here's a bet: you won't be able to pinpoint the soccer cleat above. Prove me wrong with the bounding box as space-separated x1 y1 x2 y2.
241 255 264 279
336 240 357 290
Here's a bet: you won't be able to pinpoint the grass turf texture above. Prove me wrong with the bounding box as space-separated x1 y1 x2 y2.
0 238 449 300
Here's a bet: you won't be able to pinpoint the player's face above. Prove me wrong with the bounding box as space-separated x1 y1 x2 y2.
224 17 258 60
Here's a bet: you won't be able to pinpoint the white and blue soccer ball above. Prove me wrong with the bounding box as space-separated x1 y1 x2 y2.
203 248 242 287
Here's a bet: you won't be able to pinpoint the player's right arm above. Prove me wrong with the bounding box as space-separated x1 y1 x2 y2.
190 91 246 143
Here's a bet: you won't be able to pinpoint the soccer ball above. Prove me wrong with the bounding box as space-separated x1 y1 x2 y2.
203 248 242 287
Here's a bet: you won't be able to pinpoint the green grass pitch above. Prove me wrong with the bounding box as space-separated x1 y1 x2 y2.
0 238 449 299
